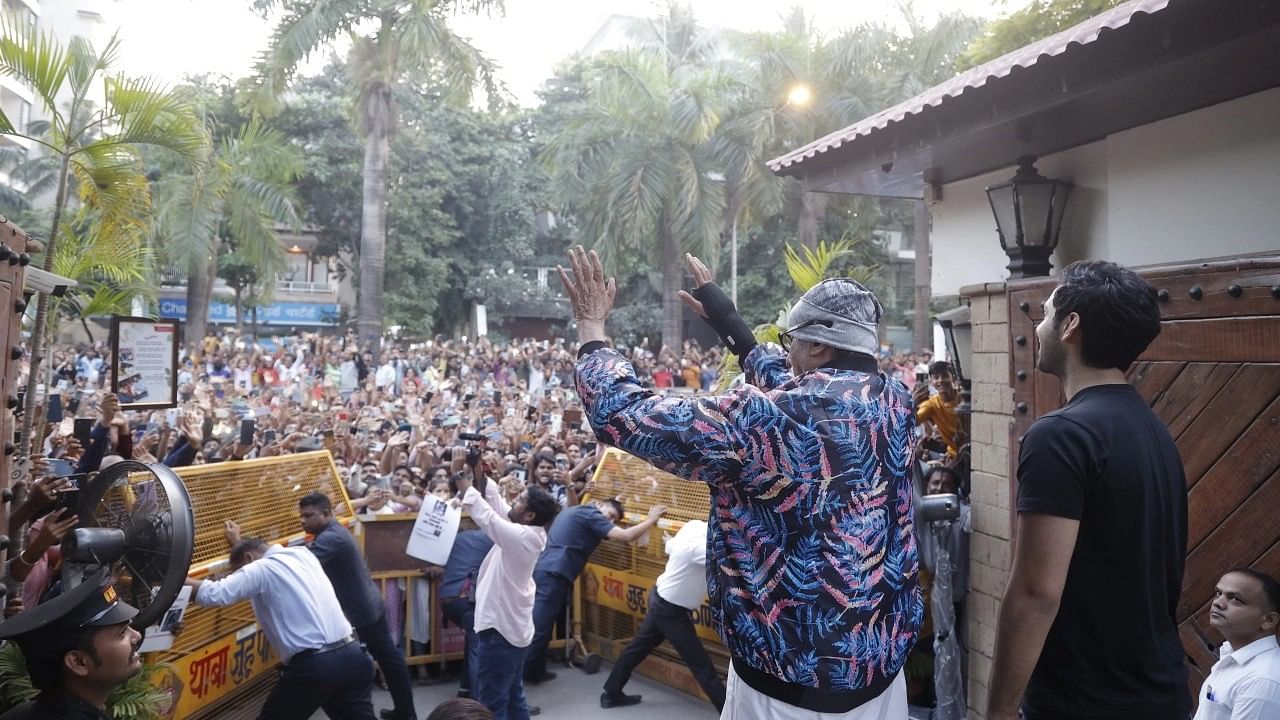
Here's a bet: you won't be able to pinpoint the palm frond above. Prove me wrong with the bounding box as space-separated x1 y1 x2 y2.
93 75 210 167
0 13 70 120
251 0 361 113
784 238 855 293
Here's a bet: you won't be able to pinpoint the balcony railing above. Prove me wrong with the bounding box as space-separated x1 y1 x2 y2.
158 274 336 295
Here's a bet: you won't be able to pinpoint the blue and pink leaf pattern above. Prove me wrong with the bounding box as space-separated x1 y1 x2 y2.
576 344 922 692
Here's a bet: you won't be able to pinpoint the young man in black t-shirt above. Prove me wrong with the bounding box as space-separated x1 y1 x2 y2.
987 261 1189 720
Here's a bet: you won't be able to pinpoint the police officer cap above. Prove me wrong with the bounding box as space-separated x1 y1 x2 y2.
0 567 138 659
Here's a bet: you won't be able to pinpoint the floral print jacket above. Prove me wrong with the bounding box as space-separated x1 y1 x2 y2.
576 343 921 698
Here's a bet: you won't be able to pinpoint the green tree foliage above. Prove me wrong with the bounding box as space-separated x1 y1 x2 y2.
541 6 737 351
276 67 550 336
958 0 1126 70
147 78 301 344
0 16 208 455
252 0 503 353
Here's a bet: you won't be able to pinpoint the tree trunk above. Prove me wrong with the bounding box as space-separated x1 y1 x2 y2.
18 153 71 458
251 303 259 345
659 216 682 352
233 286 244 337
797 191 831 251
913 199 932 352
357 104 391 359
186 259 210 347
79 317 94 344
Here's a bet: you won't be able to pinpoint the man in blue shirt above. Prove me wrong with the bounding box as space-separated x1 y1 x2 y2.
438 529 494 700
522 499 666 685
298 493 417 720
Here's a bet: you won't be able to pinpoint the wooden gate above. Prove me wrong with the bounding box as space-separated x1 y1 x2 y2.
1005 255 1280 699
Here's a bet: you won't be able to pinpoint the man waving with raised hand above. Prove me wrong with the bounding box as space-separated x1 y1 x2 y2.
559 246 921 719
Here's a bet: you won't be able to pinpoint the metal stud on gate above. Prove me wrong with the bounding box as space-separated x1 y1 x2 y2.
1157 289 1170 302
1189 286 1204 300
1227 284 1242 298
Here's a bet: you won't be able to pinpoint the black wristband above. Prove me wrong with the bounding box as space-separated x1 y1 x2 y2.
691 283 757 358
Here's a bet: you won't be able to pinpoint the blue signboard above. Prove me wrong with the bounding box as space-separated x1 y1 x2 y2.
157 298 340 327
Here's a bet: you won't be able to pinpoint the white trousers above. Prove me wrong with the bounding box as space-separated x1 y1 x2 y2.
721 665 908 720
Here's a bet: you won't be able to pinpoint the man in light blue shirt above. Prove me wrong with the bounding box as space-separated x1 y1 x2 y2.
188 538 376 720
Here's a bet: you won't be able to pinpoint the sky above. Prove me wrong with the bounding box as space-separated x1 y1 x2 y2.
110 0 1022 107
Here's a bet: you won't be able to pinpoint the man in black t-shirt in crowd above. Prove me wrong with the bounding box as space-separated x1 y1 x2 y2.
987 261 1189 720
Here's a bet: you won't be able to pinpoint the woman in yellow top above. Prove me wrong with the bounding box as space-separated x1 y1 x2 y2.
915 361 961 457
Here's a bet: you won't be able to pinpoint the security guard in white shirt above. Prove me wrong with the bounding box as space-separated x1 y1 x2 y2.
600 519 726 713
1193 569 1280 720
188 538 376 720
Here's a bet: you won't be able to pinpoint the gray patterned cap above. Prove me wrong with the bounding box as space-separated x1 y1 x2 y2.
785 278 883 356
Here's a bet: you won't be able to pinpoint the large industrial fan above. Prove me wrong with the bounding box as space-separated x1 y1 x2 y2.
61 461 195 628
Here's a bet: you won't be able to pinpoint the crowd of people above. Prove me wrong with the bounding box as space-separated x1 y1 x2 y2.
1 250 1275 720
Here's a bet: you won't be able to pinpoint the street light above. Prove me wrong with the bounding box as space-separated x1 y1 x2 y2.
985 155 1072 278
786 83 812 107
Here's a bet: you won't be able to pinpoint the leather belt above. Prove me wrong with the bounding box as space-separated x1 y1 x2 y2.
290 636 355 665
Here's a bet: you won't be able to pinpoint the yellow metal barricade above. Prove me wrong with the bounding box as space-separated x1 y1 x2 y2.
145 452 354 720
577 449 729 700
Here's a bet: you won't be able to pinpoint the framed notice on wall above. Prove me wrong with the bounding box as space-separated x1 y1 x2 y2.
110 316 180 410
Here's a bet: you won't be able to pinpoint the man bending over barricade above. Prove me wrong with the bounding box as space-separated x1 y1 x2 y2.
522 496 666 685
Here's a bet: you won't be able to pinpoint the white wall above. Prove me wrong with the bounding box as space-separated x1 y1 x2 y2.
929 87 1280 297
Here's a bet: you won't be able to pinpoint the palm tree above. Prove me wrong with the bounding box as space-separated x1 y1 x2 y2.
252 0 501 353
542 32 736 351
722 6 979 251
0 18 208 455
149 117 301 343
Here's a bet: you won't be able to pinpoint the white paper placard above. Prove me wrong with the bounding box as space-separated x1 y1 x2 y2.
405 496 461 566
140 585 193 653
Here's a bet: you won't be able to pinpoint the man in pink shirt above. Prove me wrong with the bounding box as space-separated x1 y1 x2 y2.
453 463 559 720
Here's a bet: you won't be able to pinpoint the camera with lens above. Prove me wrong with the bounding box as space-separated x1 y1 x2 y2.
442 432 487 467
919 493 962 523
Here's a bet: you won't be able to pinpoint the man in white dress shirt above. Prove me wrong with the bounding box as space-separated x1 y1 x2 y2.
599 519 725 713
453 468 559 720
187 538 376 720
1192 568 1280 720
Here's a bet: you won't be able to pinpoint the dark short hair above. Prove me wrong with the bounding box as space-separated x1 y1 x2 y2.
427 698 495 720
524 486 560 527
230 538 269 567
601 499 624 519
1229 568 1280 613
1052 260 1161 371
392 464 414 477
926 464 963 492
928 361 954 378
24 624 102 691
299 492 333 513
533 452 556 468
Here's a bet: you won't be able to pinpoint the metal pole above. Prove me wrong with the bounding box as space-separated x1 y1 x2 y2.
730 218 738 305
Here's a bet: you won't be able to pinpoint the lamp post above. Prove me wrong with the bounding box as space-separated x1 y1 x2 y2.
985 155 1072 278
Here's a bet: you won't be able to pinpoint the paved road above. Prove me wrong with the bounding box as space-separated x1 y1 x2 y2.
319 659 721 719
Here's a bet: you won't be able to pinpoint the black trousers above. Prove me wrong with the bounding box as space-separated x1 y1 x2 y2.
442 598 477 696
603 588 725 712
259 642 376 720
356 614 418 719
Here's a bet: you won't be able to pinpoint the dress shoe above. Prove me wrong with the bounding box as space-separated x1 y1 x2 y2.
600 692 642 708
529 706 541 716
